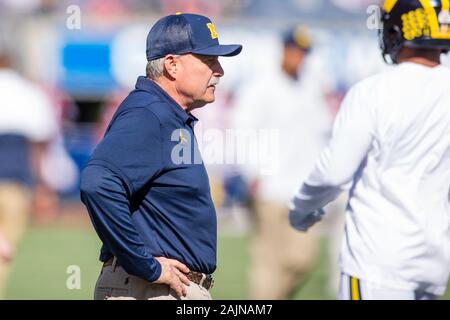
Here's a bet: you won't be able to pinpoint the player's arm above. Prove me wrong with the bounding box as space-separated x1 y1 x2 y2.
230 82 270 199
25 88 60 219
289 84 375 231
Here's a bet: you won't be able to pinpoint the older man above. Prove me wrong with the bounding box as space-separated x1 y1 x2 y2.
80 13 241 300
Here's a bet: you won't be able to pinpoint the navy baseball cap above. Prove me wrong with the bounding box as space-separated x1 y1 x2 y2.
283 25 312 51
146 13 242 61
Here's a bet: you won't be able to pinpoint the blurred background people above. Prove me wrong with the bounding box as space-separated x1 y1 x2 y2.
33 85 79 222
0 40 59 297
231 26 334 299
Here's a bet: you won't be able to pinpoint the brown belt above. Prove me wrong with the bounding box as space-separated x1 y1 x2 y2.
103 258 214 290
186 270 214 290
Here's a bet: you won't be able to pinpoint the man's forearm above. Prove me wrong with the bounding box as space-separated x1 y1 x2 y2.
80 165 161 282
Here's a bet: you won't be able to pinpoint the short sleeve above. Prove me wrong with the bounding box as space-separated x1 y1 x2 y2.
22 86 59 142
89 107 163 195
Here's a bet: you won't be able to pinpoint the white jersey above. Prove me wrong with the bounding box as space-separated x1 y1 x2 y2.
0 69 57 142
291 62 450 295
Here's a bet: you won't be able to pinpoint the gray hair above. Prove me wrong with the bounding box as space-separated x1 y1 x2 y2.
146 57 165 80
146 55 181 80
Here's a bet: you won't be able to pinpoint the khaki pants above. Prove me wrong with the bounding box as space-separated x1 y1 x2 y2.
94 263 212 300
0 183 30 299
249 200 318 299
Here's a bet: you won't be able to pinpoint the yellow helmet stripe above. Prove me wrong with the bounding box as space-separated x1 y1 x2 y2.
383 0 399 13
384 0 449 14
422 0 449 12
419 0 450 39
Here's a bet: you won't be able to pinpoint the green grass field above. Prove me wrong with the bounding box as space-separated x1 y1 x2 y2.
5 226 450 300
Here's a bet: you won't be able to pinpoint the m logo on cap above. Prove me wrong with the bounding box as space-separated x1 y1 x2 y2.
206 23 218 39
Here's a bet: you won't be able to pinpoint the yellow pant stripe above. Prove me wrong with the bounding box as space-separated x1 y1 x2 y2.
350 276 361 300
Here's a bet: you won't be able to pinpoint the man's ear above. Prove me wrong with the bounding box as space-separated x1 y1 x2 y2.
163 55 178 79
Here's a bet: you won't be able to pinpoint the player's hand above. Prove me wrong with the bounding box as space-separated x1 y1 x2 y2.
0 233 14 262
153 257 191 298
289 208 325 232
32 183 59 223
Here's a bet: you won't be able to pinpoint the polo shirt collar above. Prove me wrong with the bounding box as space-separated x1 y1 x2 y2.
135 76 198 126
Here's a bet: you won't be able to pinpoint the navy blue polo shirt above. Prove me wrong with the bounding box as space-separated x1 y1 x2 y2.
80 76 217 282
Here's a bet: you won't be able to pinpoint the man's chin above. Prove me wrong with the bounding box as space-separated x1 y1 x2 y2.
188 94 215 110
202 94 216 104
189 100 210 111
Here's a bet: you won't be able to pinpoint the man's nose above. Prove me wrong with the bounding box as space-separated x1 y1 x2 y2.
213 61 224 77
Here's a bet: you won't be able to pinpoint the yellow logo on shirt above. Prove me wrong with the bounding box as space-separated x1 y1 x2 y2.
179 129 187 144
206 23 218 39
